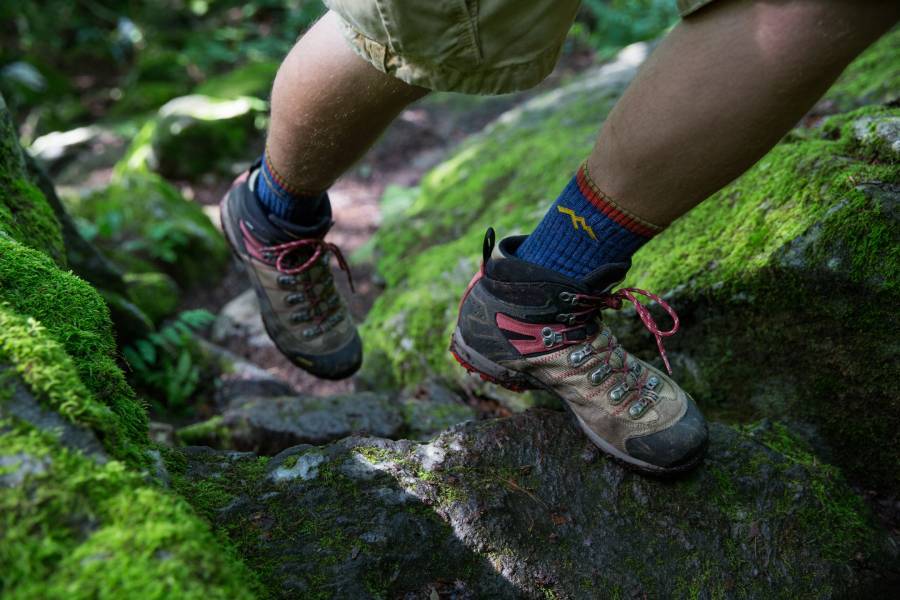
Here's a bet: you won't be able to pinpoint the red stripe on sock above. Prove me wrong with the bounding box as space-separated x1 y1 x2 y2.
264 152 305 198
575 168 657 238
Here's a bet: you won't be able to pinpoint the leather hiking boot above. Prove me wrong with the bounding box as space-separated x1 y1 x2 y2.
220 166 362 380
450 229 708 475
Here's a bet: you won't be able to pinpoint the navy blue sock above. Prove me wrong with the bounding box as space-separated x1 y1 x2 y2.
516 163 662 280
254 150 325 224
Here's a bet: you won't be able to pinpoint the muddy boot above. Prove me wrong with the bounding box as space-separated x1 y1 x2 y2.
220 166 362 380
451 229 708 474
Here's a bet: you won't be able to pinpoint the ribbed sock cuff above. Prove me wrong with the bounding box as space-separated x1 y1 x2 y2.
254 150 325 223
516 163 663 280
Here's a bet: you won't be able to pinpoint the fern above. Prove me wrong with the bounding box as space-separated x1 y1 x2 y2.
123 309 214 412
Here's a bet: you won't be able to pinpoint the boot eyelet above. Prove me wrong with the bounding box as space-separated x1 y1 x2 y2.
590 365 611 385
558 292 577 305
277 275 296 287
628 401 648 419
286 293 306 305
646 375 659 389
291 310 311 323
542 327 563 348
609 384 627 405
568 344 593 367
556 313 576 325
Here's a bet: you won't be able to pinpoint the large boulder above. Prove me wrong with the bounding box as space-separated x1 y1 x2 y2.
1 94 261 598
173 411 898 598
119 94 266 180
360 33 900 491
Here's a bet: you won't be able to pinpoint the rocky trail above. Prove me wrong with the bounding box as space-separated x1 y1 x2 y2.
2 29 899 599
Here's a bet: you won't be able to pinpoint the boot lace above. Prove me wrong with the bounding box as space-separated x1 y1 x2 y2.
253 235 354 335
558 287 679 417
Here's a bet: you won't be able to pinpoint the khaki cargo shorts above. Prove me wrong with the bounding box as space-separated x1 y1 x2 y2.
323 0 717 95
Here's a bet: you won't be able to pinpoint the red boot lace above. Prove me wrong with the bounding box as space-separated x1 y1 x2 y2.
266 237 355 293
568 288 679 375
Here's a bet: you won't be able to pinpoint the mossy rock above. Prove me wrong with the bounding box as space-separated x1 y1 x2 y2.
1 93 262 597
64 171 228 288
125 271 181 324
0 95 65 265
174 412 897 598
118 94 266 180
823 29 900 110
0 417 260 599
361 34 900 490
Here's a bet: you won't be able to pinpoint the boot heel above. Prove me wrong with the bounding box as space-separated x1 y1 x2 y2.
449 328 537 393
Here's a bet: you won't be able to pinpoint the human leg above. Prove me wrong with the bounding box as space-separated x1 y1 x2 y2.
454 0 899 472
221 11 426 379
518 0 900 278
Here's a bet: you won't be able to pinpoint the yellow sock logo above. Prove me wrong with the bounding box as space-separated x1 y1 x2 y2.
557 206 597 240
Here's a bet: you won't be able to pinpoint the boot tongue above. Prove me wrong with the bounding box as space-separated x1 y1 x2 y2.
268 211 332 240
580 261 631 294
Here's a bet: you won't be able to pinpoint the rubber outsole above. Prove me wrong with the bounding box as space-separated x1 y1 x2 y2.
449 327 707 477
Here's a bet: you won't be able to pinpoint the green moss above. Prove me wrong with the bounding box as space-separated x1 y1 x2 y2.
124 271 181 324
177 416 229 447
627 106 898 296
65 171 228 288
747 422 871 562
0 421 260 599
823 28 900 109
0 239 147 464
0 98 65 264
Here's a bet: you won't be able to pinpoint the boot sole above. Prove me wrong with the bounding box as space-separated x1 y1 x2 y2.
450 327 706 476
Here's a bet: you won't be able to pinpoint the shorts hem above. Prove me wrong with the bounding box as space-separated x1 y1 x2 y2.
334 14 562 95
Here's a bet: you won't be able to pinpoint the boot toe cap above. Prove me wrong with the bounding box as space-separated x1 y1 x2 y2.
625 395 709 471
289 331 363 380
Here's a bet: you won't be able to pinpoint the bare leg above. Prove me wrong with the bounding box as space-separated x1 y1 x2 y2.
588 0 900 226
266 11 428 194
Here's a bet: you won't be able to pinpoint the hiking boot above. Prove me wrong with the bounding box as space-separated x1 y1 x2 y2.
220 165 362 380
450 229 708 474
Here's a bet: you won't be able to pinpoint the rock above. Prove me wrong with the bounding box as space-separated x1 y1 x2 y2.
851 114 900 160
0 369 108 463
191 337 294 405
62 171 229 288
360 32 900 491
211 288 272 348
174 411 898 598
143 94 266 180
29 125 126 183
148 421 176 447
179 373 477 452
181 392 403 454
397 378 477 440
